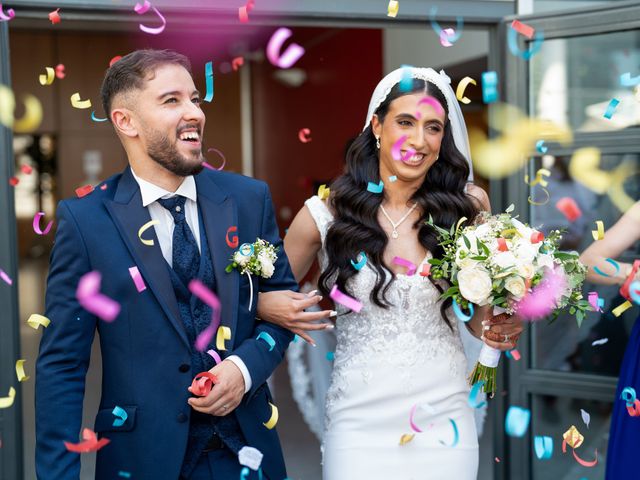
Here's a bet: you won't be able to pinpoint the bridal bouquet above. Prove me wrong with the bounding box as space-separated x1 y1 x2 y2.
427 205 589 395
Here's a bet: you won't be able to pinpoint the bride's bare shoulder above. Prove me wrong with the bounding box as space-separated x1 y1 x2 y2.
466 183 491 212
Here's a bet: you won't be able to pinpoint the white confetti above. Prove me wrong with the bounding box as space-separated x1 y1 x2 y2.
581 409 591 429
591 338 609 346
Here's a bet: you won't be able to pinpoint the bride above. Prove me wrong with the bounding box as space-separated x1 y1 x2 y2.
260 67 523 478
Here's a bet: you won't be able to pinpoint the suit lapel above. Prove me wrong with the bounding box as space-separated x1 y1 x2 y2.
104 167 189 349
195 172 240 349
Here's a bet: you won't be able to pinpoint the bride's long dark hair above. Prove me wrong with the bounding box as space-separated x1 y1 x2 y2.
318 78 479 328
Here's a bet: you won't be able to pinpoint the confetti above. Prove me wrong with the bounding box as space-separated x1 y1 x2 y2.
581 409 591 428
603 98 620 119
91 111 108 122
452 299 474 322
555 197 582 222
562 438 598 467
137 219 159 246
8 177 19 186
238 0 254 23
0 387 16 409
326 351 334 361
468 381 487 409
297 128 312 143
629 280 640 305
15 359 29 382
76 271 121 322
505 406 531 437
399 433 415 445
118 472 131 478
64 428 110 453
109 55 122 67
20 164 32 174
620 72 640 87
27 313 50 329
455 77 476 104
266 28 304 69
593 258 620 277
507 27 544 60
112 406 128 427
439 28 456 47
481 71 499 104
408 404 423 432
0 268 12 285
511 19 535 39
591 338 608 346
525 168 551 187
417 95 444 116
419 263 431 277
231 57 244 71
497 238 508 252
263 402 278 429
12 93 44 133
588 292 604 312
317 184 330 200
387 0 399 17
189 371 217 397
563 425 584 448
391 134 416 162
505 349 521 361
38 67 55 86
367 180 384 194
55 64 65 79
134 1 166 35
203 61 214 102
516 267 567 320
388 175 397 182
256 332 275 351
329 285 362 313
238 446 263 470
128 266 146 293
535 140 547 153
75 184 94 198
612 300 633 317
216 325 231 351
439 419 459 447
393 256 417 275
48 8 61 24
202 147 226 171
225 226 239 249
33 212 53 235
70 93 91 109
534 435 553 459
0 4 15 21
350 252 367 271
591 220 604 241
429 6 463 44
399 64 413 92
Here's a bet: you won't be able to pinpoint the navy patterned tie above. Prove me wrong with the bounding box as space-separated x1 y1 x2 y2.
157 195 201 287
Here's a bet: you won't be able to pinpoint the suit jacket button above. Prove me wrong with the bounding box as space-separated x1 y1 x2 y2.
177 412 188 423
179 364 190 373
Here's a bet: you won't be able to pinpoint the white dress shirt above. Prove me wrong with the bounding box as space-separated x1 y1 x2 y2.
130 168 252 393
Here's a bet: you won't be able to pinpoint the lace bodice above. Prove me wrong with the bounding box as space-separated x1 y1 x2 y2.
304 196 467 398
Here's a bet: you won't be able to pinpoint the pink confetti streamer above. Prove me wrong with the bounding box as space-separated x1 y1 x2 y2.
329 285 362 313
409 404 423 432
588 292 604 312
202 147 226 171
0 268 12 285
418 95 445 116
266 28 305 69
134 1 166 35
393 256 417 275
439 28 455 47
76 271 121 322
128 266 146 293
33 212 54 235
207 349 222 364
515 268 567 320
391 135 416 162
0 4 15 21
189 279 222 352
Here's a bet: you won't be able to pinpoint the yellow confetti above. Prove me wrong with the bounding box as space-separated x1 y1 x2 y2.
562 425 584 449
387 0 399 17
263 402 279 429
455 77 476 104
591 221 605 241
525 168 551 187
137 220 159 246
14 94 44 133
15 359 29 382
216 325 231 351
0 84 14 127
568 147 610 194
318 184 330 200
38 67 55 86
0 387 16 409
27 313 50 330
399 433 415 445
70 92 92 109
612 300 633 317
527 186 550 206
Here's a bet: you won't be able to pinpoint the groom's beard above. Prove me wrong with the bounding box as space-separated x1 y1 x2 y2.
146 129 204 177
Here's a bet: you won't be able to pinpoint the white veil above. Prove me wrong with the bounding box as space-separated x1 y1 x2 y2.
362 66 474 183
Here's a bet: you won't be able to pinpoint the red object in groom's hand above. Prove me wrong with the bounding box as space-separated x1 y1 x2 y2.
189 372 218 397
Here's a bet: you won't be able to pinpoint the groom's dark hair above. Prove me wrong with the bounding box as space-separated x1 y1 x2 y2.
100 49 192 122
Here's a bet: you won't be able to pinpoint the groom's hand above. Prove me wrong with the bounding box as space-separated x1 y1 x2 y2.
187 360 245 416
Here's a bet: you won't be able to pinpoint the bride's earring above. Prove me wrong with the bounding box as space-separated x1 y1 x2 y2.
376 136 381 149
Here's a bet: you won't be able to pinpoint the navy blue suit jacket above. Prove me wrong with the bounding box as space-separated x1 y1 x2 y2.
35 167 297 480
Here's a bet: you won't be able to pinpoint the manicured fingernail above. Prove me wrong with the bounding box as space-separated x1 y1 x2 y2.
330 310 337 317
483 325 490 331
325 324 335 330
482 320 489 326
311 342 317 347
308 289 318 296
317 295 323 301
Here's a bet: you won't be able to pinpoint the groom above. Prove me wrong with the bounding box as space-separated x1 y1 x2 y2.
35 49 304 480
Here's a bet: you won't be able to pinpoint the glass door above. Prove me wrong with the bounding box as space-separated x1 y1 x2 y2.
494 3 640 479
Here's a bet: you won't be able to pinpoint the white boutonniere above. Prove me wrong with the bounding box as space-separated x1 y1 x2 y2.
226 238 279 310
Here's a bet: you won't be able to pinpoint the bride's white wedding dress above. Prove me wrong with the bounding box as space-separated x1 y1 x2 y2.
305 195 479 480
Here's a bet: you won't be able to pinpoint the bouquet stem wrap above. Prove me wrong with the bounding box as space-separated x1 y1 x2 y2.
469 306 504 397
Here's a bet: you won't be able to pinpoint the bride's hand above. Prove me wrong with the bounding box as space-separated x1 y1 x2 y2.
481 313 523 351
256 290 336 346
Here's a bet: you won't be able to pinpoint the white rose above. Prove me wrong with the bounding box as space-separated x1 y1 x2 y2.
234 251 250 267
457 256 480 270
512 218 534 239
457 265 493 306
493 251 517 270
516 262 536 279
474 223 492 240
537 253 555 270
513 239 540 264
504 275 526 299
258 253 275 278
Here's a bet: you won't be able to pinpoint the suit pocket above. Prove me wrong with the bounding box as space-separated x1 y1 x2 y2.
94 405 137 433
